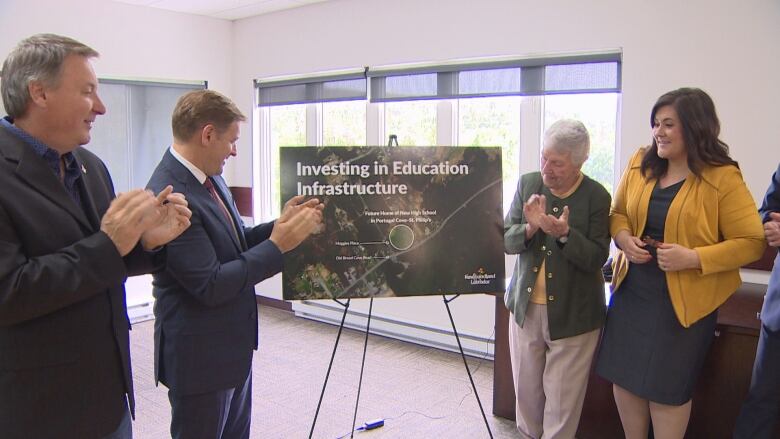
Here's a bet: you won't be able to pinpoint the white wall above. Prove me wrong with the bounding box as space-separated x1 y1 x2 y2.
3 0 776 200
231 0 780 343
0 0 232 125
231 0 780 196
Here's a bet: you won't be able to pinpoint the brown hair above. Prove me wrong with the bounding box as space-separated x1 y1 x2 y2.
641 87 737 179
171 89 245 142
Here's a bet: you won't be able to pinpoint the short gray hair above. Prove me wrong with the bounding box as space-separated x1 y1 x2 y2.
543 119 590 166
1 34 99 118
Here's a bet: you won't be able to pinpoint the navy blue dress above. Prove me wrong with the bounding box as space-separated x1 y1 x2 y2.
596 180 718 405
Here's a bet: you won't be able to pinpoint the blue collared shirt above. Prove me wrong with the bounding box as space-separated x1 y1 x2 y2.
1 116 84 208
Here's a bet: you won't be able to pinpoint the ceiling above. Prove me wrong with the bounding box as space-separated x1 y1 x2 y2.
110 0 331 20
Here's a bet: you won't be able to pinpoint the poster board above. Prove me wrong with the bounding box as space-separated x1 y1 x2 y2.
280 146 504 300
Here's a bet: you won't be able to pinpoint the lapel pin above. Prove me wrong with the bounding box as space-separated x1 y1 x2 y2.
81 164 87 174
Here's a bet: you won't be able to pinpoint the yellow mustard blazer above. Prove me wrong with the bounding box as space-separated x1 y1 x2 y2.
610 148 766 327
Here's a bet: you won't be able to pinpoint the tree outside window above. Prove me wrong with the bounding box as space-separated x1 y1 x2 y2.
458 96 521 214
543 93 618 194
270 104 306 216
385 101 436 146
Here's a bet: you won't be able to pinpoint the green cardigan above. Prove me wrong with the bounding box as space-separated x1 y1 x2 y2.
504 172 611 340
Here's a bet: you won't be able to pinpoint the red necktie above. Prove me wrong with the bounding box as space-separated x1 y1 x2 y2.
204 178 239 239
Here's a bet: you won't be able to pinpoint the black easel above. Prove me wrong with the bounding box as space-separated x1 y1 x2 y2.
308 136 493 438
443 294 493 438
308 298 351 439
387 134 398 147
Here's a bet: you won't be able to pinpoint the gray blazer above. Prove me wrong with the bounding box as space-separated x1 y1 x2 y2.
504 172 611 340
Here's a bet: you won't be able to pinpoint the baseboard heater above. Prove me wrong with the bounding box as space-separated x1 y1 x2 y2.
128 301 155 324
291 300 494 360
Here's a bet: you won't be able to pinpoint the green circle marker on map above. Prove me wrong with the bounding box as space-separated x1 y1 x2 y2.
388 224 414 250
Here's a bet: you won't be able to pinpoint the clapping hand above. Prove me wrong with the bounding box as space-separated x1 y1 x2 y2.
281 194 324 220
140 186 192 250
523 194 546 238
539 205 570 239
101 188 182 256
765 212 780 247
270 195 325 253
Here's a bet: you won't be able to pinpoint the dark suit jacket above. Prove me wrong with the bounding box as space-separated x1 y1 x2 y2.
147 150 282 396
760 163 780 331
0 126 162 438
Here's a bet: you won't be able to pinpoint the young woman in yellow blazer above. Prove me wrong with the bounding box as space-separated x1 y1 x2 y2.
595 88 765 439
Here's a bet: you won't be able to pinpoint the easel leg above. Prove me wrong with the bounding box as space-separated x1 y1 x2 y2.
443 295 494 439
309 298 351 439
350 296 374 438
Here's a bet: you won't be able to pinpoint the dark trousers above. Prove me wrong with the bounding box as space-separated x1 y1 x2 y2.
168 371 252 439
102 399 132 439
734 324 780 439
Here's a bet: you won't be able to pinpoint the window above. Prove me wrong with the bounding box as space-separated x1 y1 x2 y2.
458 96 521 214
254 54 621 352
255 53 621 220
543 93 619 193
89 79 205 194
385 101 436 146
322 101 366 146
268 104 307 216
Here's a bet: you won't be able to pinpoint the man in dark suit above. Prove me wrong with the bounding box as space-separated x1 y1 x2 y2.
146 89 323 439
735 163 780 438
0 34 192 439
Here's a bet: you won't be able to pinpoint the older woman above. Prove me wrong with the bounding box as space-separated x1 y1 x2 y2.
504 119 611 439
595 88 766 438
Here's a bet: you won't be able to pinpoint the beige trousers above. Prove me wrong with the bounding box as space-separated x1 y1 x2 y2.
508 303 600 439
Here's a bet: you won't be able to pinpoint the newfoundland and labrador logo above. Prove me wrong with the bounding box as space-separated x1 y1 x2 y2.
464 267 497 285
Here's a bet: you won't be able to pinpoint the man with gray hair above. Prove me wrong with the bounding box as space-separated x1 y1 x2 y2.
0 34 191 438
504 119 611 438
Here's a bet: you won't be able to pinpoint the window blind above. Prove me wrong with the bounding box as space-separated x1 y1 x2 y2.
368 52 621 102
256 70 367 107
254 51 621 106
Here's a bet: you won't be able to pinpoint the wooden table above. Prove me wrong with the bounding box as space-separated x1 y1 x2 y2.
493 283 779 438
